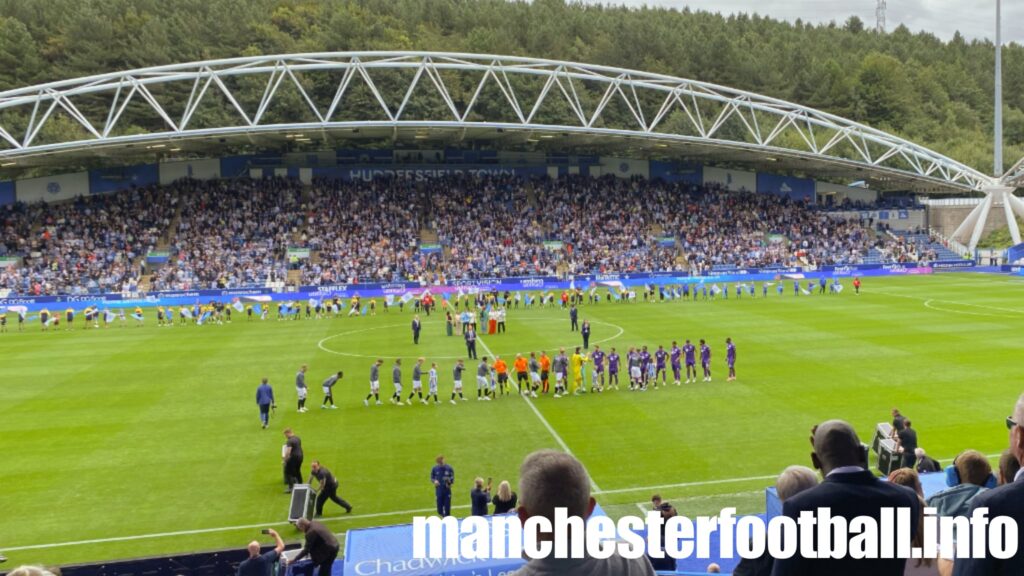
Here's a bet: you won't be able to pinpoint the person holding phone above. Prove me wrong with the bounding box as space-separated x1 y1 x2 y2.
236 528 284 576
471 477 492 516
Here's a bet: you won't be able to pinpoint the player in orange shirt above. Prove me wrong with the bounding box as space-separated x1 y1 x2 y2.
513 354 529 392
538 351 552 394
492 356 509 396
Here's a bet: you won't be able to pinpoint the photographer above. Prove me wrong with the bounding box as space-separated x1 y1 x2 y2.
471 477 492 516
237 528 284 576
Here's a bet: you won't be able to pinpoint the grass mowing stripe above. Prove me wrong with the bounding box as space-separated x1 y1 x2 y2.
476 333 602 493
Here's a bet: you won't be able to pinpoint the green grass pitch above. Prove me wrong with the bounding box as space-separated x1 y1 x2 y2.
2 273 1022 567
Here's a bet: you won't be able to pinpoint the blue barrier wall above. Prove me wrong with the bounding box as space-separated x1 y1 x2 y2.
0 180 14 206
89 163 159 194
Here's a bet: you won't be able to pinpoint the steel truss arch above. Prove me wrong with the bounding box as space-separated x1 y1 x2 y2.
0 51 995 191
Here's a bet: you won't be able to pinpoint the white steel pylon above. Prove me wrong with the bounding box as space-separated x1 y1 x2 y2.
951 185 1024 250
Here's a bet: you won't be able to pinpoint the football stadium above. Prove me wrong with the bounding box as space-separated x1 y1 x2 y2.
2 2 1024 576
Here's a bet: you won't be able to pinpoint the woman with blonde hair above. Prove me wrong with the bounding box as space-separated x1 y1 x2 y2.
491 480 518 514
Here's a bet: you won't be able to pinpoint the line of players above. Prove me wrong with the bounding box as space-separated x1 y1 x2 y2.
360 338 737 406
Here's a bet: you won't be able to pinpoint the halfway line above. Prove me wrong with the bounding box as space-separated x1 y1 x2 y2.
476 334 602 493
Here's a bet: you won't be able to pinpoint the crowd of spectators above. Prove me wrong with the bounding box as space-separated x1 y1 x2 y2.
1 186 176 295
1 174 922 295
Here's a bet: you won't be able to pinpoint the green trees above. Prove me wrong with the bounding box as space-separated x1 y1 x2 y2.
0 0 1018 173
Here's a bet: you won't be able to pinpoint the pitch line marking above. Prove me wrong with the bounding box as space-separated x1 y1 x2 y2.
2 457 1002 552
921 299 1022 318
475 333 603 494
873 290 1024 316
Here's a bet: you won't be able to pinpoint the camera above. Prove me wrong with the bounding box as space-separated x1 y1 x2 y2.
261 529 271 535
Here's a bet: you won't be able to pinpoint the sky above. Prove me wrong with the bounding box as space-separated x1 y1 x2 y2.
583 1 1023 44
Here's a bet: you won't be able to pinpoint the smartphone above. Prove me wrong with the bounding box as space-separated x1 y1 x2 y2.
261 529 271 535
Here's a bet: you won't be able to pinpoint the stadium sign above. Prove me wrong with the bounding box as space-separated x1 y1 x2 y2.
929 260 977 269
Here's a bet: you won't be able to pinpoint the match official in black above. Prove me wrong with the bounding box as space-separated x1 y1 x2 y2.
569 304 579 331
311 460 352 516
290 518 340 576
412 314 422 344
282 428 303 493
581 319 591 349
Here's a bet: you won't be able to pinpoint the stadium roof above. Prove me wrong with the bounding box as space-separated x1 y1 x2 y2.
0 51 998 193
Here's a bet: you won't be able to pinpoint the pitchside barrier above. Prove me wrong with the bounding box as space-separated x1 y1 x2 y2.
0 261 984 313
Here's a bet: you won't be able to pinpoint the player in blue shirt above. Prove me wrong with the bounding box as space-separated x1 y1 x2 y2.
430 455 455 517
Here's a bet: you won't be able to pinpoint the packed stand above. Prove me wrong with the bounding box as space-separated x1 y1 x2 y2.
0 187 176 295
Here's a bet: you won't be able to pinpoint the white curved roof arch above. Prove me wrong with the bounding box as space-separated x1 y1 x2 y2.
0 51 995 192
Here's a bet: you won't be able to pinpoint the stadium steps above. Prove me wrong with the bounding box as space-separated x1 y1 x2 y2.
420 228 439 244
287 269 303 287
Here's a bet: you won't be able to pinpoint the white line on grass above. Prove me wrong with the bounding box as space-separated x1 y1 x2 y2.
475 333 602 493
5 455 1003 552
873 291 1024 316
0 505 472 552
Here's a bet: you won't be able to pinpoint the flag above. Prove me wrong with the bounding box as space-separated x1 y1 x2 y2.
232 301 244 313
197 311 211 325
104 310 116 323
801 288 811 296
131 313 144 322
569 279 576 291
308 298 318 308
8 305 27 315
456 288 465 299
181 307 194 319
711 284 721 295
400 292 414 304
442 292 450 301
253 305 262 316
385 295 395 306
45 316 57 326
524 294 533 306
361 305 368 315
835 284 844 293
498 297 505 305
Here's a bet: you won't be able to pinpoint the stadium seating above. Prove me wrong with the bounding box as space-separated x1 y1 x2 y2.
1 174 932 296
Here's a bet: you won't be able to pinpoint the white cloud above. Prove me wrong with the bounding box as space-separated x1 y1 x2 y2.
583 1 1022 44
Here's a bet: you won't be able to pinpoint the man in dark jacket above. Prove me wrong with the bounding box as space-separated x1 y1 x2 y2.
952 394 1024 576
771 420 920 576
291 518 339 576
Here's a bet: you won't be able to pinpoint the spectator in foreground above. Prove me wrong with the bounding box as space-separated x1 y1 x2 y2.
914 448 942 473
771 420 920 576
471 477 491 516
290 518 340 576
647 502 679 572
926 450 993 518
952 393 1024 575
512 450 655 576
492 480 518 514
733 465 818 576
887 468 938 576
888 467 924 497
997 448 1020 485
237 528 284 576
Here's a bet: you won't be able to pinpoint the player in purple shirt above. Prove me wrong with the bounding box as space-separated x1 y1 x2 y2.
683 339 697 383
607 348 620 390
639 346 652 389
700 339 712 382
591 345 606 392
670 341 682 386
654 345 668 388
726 337 737 381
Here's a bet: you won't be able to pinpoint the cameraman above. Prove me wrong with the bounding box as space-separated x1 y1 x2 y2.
236 528 284 576
431 455 455 517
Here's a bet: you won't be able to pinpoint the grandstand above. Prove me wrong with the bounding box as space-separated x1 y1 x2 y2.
2 49 1023 576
